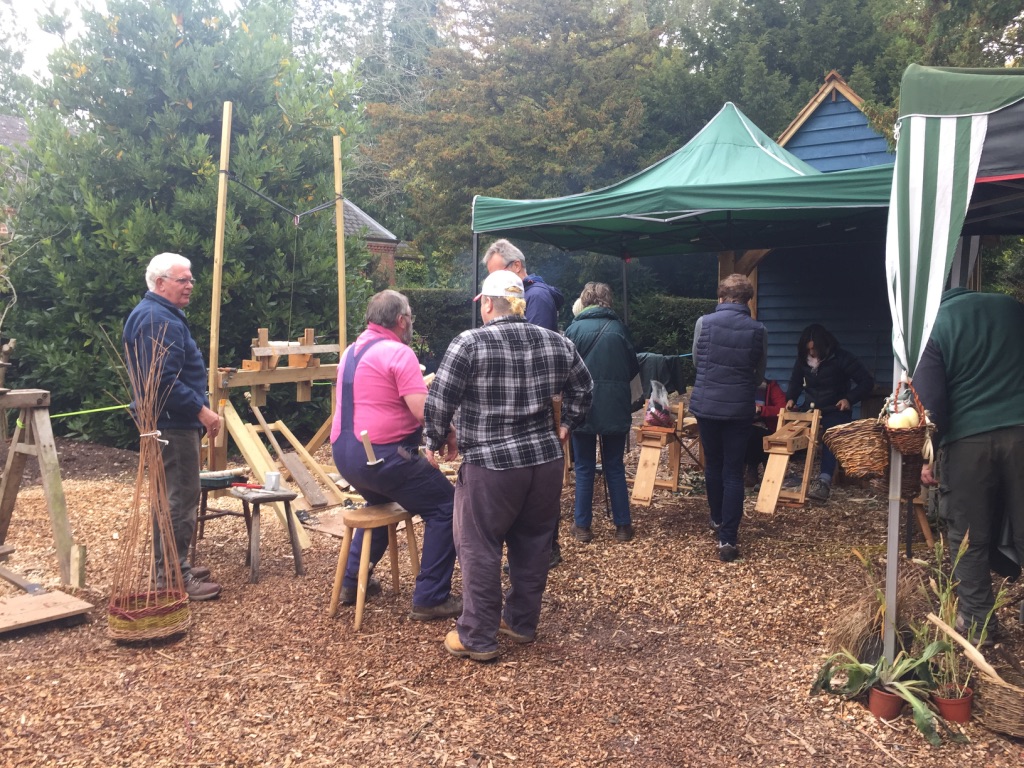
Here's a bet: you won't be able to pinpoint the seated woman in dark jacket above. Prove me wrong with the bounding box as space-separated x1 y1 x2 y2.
786 324 874 502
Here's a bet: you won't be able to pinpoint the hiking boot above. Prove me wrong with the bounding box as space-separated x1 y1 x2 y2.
188 565 211 582
744 466 759 488
709 519 721 537
807 478 831 502
409 595 463 621
955 614 999 648
339 577 382 607
548 545 562 569
718 543 740 563
183 571 222 601
499 619 535 644
571 525 593 543
444 630 499 662
614 524 634 543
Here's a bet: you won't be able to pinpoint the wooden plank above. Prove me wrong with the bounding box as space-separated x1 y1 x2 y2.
218 363 339 389
0 410 28 544
631 444 662 505
29 409 73 583
70 545 87 589
0 591 93 634
252 343 341 357
222 401 310 548
0 389 51 409
275 421 345 506
755 453 789 513
0 544 14 561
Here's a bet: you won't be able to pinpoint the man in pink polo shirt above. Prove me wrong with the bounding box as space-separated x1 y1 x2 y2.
331 290 461 620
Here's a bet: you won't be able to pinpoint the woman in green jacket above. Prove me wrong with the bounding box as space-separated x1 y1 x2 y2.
565 283 640 542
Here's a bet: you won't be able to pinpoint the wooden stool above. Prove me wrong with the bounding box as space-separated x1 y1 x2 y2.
229 488 306 583
190 474 251 566
327 502 421 631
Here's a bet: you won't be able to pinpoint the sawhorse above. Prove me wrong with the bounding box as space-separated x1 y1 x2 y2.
631 403 694 506
754 409 821 513
0 389 83 586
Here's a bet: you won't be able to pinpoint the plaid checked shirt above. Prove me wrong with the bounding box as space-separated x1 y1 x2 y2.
424 315 593 470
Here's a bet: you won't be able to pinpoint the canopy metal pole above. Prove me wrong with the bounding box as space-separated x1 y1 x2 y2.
472 233 480 329
883 358 904 661
621 256 630 325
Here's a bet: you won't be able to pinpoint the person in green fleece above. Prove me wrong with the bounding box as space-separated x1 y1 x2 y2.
915 287 1024 643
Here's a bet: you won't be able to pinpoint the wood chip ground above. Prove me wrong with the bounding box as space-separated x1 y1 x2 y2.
1 434 1022 767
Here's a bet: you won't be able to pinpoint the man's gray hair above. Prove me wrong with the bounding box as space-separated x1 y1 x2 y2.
146 252 191 291
482 238 526 270
365 289 410 328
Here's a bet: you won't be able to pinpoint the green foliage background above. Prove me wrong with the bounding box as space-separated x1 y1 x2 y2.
2 0 1023 445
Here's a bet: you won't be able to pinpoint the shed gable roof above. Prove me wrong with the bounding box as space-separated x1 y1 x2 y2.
778 71 892 172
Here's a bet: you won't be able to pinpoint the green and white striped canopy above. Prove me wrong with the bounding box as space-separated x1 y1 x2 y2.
886 65 1024 376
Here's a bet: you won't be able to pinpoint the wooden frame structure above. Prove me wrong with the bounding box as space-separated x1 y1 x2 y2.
754 408 821 513
202 103 352 541
0 389 83 586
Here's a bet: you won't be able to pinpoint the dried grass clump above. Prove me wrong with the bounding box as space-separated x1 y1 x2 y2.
823 549 928 662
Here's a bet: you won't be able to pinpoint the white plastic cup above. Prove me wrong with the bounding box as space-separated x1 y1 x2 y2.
264 471 281 491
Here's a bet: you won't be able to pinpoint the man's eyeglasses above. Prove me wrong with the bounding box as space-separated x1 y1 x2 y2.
404 312 415 323
164 275 195 285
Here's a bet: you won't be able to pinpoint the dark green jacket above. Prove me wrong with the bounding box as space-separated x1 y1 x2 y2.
565 307 639 435
915 288 1024 445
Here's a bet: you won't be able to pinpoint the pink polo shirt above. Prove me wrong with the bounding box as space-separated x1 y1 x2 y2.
330 324 426 444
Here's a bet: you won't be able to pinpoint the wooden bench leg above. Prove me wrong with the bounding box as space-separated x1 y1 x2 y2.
249 503 261 584
354 531 374 632
283 501 305 576
387 524 401 592
328 524 354 617
404 521 420 578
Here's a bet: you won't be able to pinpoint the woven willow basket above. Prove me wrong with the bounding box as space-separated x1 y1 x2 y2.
822 418 889 478
977 666 1024 738
107 590 191 641
883 380 932 456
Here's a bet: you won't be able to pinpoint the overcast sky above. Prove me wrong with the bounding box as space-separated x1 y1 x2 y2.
9 1 103 80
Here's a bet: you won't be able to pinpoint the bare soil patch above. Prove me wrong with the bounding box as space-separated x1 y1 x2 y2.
1 434 1023 767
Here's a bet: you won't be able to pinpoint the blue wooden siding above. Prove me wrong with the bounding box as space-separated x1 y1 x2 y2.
784 95 893 172
757 248 893 413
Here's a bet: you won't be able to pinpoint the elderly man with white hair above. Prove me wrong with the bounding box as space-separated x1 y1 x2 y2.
123 252 222 601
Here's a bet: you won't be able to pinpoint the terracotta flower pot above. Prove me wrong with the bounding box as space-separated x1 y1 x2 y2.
868 686 904 720
932 686 973 724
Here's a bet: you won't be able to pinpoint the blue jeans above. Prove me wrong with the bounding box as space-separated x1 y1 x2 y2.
697 418 752 547
819 410 853 479
572 432 631 528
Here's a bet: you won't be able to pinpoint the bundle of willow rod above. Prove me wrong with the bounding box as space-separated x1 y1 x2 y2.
108 329 191 641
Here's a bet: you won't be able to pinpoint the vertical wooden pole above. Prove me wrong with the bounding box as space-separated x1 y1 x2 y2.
334 135 347 349
208 101 233 471
29 409 73 584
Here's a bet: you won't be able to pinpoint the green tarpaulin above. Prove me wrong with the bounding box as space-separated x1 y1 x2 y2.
472 102 893 258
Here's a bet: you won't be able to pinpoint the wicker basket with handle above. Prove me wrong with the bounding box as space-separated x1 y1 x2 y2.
823 418 889 478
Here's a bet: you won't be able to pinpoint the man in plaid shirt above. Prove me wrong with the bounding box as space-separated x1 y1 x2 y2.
424 270 593 661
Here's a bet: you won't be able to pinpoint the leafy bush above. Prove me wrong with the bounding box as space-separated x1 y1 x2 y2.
402 288 474 370
628 294 715 389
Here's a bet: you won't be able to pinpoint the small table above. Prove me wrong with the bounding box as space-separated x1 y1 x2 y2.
229 488 306 583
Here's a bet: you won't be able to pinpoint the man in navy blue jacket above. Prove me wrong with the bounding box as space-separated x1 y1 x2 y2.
123 253 222 600
483 239 564 332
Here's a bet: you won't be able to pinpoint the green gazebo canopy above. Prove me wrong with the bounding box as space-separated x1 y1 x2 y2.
472 102 894 258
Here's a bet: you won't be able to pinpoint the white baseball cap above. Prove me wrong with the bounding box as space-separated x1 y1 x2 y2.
474 270 525 301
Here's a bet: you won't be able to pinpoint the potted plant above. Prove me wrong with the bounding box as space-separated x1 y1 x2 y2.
812 641 950 746
914 537 976 722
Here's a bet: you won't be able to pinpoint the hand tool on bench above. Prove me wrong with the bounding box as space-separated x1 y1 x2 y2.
245 393 328 507
360 430 384 467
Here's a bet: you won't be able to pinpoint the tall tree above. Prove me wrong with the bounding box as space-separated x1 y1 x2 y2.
5 0 368 444
362 0 660 271
0 1 34 114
